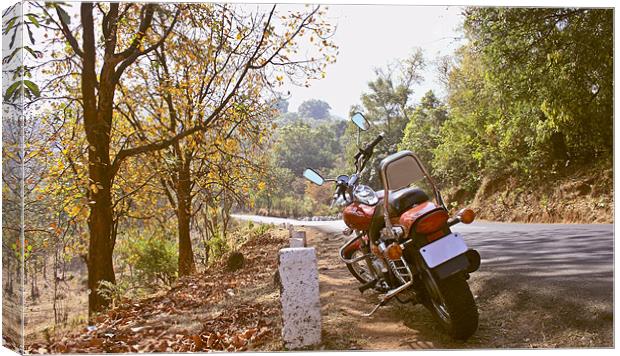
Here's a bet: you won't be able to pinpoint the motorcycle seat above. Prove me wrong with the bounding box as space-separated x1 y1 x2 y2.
376 187 429 217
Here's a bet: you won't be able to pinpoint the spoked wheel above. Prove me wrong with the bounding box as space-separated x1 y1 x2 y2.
345 249 375 284
421 269 479 340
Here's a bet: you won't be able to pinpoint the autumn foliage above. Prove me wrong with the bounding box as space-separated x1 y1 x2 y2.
2 0 337 328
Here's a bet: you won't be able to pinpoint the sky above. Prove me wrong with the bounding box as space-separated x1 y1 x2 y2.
2 1 465 122
283 5 466 119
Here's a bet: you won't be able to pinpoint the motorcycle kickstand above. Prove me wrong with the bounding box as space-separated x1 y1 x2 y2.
362 280 414 317
361 299 388 317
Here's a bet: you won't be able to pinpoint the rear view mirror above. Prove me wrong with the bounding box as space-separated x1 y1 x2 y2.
303 168 325 186
351 112 370 131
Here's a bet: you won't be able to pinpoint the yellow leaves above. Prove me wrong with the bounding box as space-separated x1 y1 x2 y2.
70 205 81 217
207 206 219 216
57 159 66 171
90 183 104 194
63 204 82 219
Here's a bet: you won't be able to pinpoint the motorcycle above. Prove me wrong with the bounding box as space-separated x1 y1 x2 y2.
303 112 481 340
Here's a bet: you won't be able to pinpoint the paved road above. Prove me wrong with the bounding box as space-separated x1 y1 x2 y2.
234 214 613 297
234 214 614 347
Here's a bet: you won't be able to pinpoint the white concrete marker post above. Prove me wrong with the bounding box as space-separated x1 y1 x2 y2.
292 230 307 246
278 247 322 349
289 230 306 248
287 224 294 237
289 238 305 248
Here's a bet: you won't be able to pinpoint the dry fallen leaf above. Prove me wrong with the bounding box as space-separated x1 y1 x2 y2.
205 334 214 348
89 338 104 348
244 328 258 339
191 335 203 350
130 326 145 333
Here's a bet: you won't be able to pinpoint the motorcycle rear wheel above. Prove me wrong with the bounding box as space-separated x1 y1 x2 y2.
421 271 479 340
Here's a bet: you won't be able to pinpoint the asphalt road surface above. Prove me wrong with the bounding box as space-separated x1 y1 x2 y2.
233 214 614 348
234 214 613 282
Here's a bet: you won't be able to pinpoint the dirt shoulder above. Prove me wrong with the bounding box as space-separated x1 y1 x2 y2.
308 228 613 349
24 223 613 352
26 229 290 353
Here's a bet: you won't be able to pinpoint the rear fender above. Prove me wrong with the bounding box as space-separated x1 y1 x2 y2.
428 249 481 280
432 254 469 280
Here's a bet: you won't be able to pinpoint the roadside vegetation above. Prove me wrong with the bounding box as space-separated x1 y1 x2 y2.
2 1 337 347
1 4 612 352
251 8 613 223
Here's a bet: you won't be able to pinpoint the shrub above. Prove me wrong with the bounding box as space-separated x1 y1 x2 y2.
206 230 230 263
132 236 178 287
97 280 131 309
116 225 179 290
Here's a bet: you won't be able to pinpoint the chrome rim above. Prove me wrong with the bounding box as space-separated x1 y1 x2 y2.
350 250 373 283
423 269 452 324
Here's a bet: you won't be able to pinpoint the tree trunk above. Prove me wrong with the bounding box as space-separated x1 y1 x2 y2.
176 156 196 276
43 254 47 281
81 3 116 315
5 255 13 295
86 176 116 314
85 130 115 313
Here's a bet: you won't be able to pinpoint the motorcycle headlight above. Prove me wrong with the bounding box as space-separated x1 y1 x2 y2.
353 185 379 205
334 194 348 207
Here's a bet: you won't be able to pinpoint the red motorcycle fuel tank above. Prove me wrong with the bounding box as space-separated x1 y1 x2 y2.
343 202 376 230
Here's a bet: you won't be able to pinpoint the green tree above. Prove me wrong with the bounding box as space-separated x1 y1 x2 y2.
434 8 612 189
298 99 332 120
399 90 448 175
346 49 425 188
465 8 612 164
273 121 342 176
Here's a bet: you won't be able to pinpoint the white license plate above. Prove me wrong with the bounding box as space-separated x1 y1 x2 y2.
419 233 468 268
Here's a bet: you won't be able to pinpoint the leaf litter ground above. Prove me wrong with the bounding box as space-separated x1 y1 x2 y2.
27 228 289 353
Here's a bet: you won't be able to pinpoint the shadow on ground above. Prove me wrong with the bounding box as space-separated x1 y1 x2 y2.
308 224 613 350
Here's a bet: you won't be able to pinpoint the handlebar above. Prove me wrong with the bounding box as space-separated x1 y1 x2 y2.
364 132 385 153
327 132 387 207
354 132 385 173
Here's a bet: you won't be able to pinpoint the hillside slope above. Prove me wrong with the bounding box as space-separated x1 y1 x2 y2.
457 165 613 224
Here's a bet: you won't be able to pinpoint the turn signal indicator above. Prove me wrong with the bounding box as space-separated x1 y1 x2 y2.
458 208 476 224
384 243 403 260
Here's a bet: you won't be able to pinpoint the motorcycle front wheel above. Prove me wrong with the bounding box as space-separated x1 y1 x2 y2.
421 270 479 340
344 249 375 284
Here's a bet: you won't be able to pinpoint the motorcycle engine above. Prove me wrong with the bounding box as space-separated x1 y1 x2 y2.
380 225 406 241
